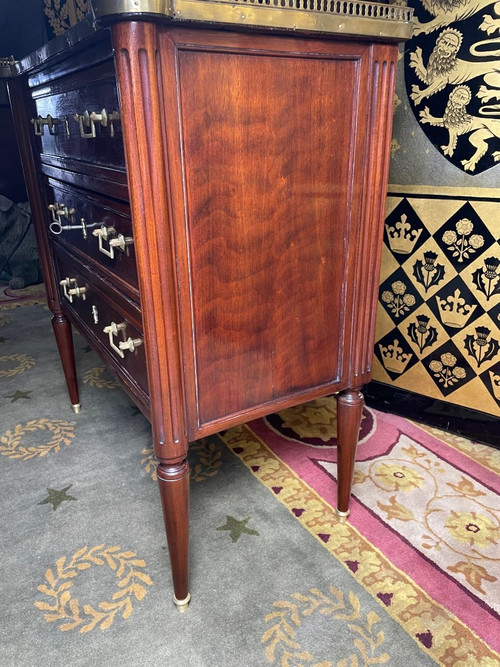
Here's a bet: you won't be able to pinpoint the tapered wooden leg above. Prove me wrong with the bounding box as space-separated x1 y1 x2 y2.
157 459 190 611
51 312 80 412
336 388 363 521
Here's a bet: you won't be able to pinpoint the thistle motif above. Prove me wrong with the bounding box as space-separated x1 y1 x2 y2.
428 353 467 388
463 327 500 368
471 257 500 301
442 219 484 263
413 251 445 292
407 315 438 353
381 281 417 318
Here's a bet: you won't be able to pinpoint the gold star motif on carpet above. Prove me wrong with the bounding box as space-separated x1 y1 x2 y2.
5 389 32 402
216 516 259 543
38 485 77 511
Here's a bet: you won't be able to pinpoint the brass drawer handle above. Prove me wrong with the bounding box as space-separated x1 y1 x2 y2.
119 336 143 354
60 277 87 303
48 203 89 239
92 225 134 259
103 321 143 358
74 108 120 139
31 114 60 136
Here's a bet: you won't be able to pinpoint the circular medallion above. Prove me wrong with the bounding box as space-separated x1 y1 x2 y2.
264 397 376 448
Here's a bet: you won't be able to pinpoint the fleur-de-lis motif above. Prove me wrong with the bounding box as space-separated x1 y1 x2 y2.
413 250 445 292
489 370 500 403
442 219 484 263
428 352 467 388
391 138 402 157
378 338 413 374
381 281 417 318
385 213 423 255
435 288 477 329
463 327 500 368
407 314 438 352
472 256 500 301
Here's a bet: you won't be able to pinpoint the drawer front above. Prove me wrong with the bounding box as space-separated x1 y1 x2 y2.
53 247 148 400
45 178 138 295
30 62 125 171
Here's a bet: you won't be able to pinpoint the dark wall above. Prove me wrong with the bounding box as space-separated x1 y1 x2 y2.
0 1 48 202
0 0 48 59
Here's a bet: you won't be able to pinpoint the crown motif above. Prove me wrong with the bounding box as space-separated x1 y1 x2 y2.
378 339 413 374
385 214 423 255
489 371 500 402
435 288 476 328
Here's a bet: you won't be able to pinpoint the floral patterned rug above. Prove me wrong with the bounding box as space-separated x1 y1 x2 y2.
220 400 500 664
0 282 46 309
2 302 499 665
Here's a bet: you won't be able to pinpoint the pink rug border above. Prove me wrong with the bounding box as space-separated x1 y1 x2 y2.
248 409 500 652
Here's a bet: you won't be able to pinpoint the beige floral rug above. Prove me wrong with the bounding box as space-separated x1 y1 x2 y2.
220 399 500 664
0 282 46 309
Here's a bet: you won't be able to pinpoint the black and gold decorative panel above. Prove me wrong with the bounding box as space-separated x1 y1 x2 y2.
44 1 90 37
405 0 500 175
373 186 500 417
383 0 500 418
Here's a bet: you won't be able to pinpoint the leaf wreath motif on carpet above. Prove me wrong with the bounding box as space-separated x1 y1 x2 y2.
35 545 153 633
220 401 500 665
262 584 390 665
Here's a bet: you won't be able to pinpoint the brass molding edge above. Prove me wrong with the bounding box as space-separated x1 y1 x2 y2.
90 0 173 16
90 0 413 41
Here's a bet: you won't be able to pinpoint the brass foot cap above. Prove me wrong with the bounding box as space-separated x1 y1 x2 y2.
71 403 81 414
173 593 191 612
335 508 350 523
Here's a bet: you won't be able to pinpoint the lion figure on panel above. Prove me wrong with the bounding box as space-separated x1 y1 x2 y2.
419 85 500 170
409 29 500 105
413 0 500 35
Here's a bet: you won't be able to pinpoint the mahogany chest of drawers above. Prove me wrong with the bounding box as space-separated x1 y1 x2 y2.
6 0 412 610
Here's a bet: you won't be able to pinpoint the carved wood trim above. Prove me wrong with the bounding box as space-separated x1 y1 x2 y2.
111 21 188 462
348 43 397 385
7 78 61 314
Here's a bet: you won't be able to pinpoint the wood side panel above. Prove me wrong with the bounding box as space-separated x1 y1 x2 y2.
111 21 188 463
163 32 372 427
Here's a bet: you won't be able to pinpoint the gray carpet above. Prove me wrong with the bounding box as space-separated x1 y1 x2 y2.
1 304 440 665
